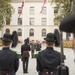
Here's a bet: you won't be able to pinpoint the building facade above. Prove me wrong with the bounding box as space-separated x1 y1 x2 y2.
1 0 73 41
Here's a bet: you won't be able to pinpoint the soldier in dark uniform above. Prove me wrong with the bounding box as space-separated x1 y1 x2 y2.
0 33 19 75
26 37 29 44
21 39 30 73
36 33 61 75
11 31 18 48
59 13 75 62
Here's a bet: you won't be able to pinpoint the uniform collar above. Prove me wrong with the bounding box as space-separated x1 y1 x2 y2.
2 46 10 50
46 47 54 50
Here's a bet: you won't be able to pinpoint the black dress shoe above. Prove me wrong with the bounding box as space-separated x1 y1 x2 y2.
23 70 26 73
23 72 25 73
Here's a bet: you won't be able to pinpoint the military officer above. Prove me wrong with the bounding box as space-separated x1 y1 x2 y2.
21 39 30 73
0 33 19 75
36 33 61 75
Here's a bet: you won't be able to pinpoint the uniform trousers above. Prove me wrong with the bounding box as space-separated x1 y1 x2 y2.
23 57 29 73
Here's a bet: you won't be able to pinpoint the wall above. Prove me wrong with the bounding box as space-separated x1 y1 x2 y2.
11 2 54 26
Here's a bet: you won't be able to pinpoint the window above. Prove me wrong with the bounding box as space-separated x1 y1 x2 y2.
54 7 58 16
18 18 22 25
41 18 46 25
18 7 22 14
42 7 46 14
17 28 22 36
29 18 34 25
54 18 58 25
29 29 34 36
6 18 10 25
42 29 46 36
30 7 34 14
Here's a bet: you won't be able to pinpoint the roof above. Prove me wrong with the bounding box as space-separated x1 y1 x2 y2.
11 0 51 3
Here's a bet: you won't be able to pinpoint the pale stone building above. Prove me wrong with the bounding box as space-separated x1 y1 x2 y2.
1 0 73 42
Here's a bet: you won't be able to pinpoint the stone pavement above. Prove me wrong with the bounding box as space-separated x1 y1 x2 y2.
0 43 75 75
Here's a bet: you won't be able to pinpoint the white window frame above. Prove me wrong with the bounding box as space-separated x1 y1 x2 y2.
30 7 34 14
18 18 22 25
29 18 34 25
42 7 46 14
17 28 22 36
29 29 34 36
42 29 46 36
41 18 46 25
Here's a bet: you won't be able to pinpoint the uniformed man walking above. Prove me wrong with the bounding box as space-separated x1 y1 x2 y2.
21 39 30 73
0 33 19 75
36 33 61 75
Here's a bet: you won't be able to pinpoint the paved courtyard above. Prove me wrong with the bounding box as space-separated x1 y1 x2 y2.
0 43 75 75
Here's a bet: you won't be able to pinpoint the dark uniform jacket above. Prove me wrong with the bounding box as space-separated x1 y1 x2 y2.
0 47 19 75
36 47 61 72
21 43 30 56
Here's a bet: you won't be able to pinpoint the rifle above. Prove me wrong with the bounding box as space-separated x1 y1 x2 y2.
57 31 69 75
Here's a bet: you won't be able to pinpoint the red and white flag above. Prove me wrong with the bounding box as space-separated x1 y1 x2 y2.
19 1 24 17
22 1 24 7
40 0 46 14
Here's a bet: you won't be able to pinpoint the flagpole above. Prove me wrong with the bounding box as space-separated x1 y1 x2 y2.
40 0 48 33
18 0 25 42
22 0 25 41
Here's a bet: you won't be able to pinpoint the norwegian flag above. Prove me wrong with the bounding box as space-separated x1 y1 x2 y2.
22 1 24 7
19 1 24 17
40 0 46 14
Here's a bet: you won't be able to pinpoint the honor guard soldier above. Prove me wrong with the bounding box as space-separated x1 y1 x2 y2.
36 33 61 75
59 13 75 62
0 33 19 75
58 13 75 75
11 31 18 48
26 37 29 44
21 39 30 73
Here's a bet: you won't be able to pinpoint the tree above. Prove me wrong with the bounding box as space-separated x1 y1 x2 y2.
51 0 74 40
0 0 14 29
51 0 73 21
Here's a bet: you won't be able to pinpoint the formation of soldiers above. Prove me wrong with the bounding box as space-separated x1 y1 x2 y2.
0 12 75 75
0 29 61 75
